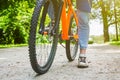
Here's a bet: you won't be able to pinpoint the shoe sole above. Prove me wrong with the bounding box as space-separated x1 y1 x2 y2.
77 65 89 68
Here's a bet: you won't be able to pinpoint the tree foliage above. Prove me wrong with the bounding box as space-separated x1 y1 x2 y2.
0 0 35 44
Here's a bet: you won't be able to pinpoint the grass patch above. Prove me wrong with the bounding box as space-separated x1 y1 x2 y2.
109 41 120 47
0 44 28 48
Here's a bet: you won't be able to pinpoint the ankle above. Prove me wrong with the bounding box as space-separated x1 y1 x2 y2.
79 53 86 58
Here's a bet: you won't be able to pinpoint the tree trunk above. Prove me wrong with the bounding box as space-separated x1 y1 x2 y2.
100 0 109 42
114 0 119 41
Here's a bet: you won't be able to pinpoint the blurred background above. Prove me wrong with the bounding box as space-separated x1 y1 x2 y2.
0 0 120 47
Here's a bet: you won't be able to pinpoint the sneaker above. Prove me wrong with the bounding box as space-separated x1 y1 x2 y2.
78 57 89 68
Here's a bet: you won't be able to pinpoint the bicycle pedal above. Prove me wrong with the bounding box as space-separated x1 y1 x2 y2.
39 28 49 35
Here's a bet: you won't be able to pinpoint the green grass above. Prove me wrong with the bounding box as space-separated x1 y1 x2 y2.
109 41 120 47
0 44 28 48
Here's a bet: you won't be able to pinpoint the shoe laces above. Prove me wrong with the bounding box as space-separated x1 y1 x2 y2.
79 57 86 63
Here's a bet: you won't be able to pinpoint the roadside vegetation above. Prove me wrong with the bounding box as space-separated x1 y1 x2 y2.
109 41 120 46
0 44 28 48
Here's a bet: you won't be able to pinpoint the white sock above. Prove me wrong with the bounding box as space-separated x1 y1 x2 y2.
79 53 86 57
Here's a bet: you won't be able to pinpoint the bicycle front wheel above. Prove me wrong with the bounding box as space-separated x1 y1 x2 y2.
29 0 59 74
66 14 78 61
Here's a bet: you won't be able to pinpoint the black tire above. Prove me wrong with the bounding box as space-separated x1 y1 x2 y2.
29 0 59 74
66 14 78 61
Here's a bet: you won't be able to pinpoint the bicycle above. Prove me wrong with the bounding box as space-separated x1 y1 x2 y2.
29 0 79 74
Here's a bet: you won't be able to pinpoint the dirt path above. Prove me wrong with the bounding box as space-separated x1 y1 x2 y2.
0 44 120 80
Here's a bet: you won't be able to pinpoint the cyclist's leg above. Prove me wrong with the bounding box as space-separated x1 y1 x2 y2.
77 10 89 51
47 1 55 31
77 10 89 68
48 1 54 20
48 0 61 20
47 0 61 34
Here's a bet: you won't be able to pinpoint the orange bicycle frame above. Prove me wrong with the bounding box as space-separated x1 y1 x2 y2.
61 0 78 40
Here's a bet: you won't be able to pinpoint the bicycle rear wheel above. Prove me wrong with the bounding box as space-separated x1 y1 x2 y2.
29 0 59 74
66 15 78 61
